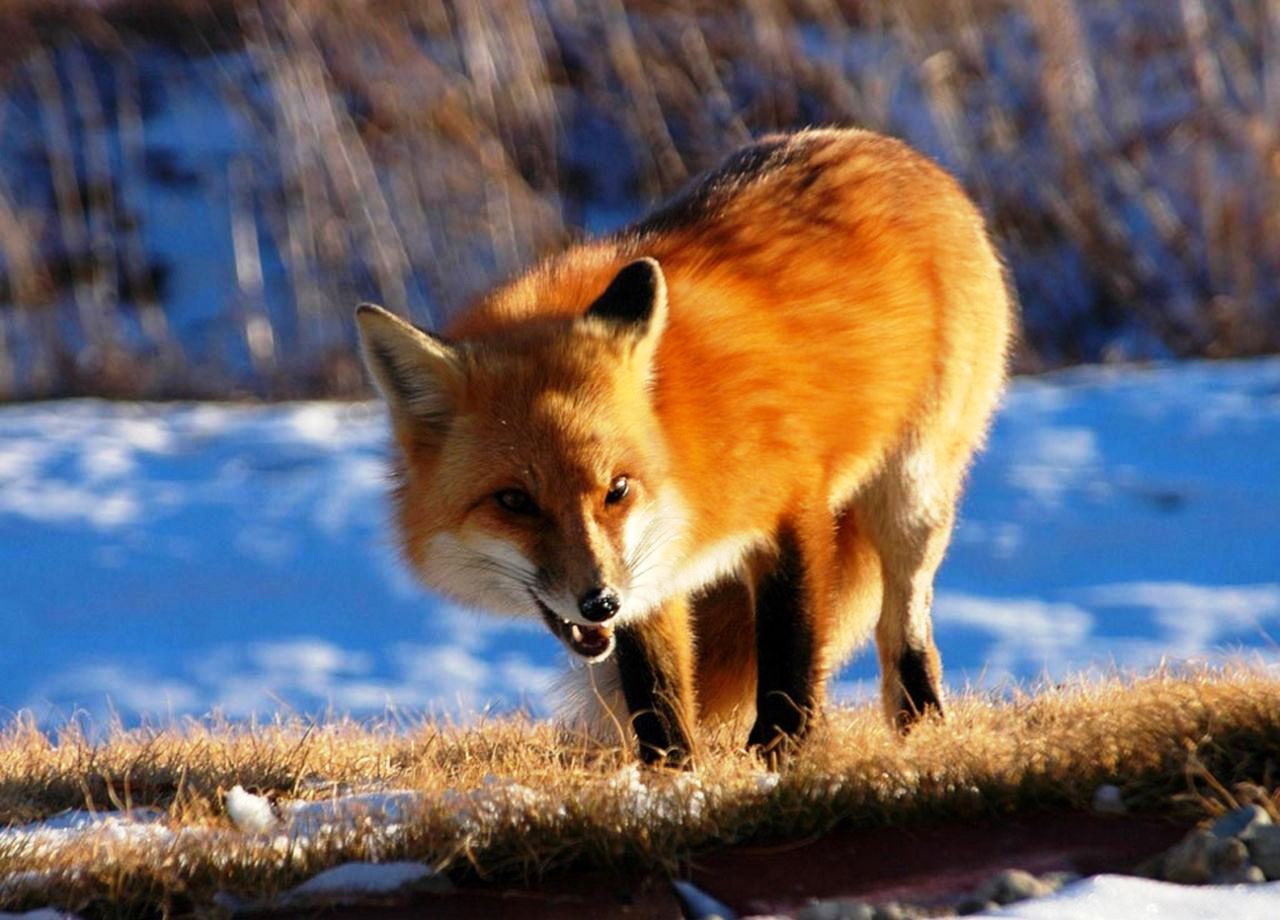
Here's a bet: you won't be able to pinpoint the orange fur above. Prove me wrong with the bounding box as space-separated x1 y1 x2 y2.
357 128 1014 755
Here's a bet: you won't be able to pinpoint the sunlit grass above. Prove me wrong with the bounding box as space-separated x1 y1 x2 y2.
2 666 1278 914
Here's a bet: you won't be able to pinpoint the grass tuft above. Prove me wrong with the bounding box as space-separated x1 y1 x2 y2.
1 666 1278 914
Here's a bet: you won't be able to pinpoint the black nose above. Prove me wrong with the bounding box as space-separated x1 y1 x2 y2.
578 587 620 623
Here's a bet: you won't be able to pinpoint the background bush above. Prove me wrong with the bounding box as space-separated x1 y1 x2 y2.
0 0 1276 400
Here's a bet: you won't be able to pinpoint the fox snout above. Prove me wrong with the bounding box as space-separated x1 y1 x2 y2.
537 563 625 626
578 586 620 622
532 538 642 661
534 579 623 663
535 500 637 627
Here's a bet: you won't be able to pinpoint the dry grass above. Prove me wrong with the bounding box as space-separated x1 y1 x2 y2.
2 666 1279 914
0 0 1278 399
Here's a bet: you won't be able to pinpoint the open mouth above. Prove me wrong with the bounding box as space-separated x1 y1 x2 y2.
534 597 616 661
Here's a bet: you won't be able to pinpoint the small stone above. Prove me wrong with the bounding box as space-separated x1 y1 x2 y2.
1092 784 1127 815
1244 824 1280 880
212 892 251 912
1163 828 1216 884
671 880 736 920
956 898 1000 915
1212 864 1266 885
1210 836 1251 874
973 868 1055 905
1134 852 1167 879
798 901 875 920
871 904 922 920
797 900 921 920
1039 871 1081 892
1210 805 1273 840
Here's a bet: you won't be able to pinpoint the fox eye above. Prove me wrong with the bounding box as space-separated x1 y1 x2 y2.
495 489 537 516
605 476 630 505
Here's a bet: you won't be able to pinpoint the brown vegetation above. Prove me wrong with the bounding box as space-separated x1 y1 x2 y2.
1 667 1278 914
0 1 1277 399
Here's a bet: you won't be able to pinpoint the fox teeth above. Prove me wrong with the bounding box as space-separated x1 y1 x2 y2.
571 624 585 643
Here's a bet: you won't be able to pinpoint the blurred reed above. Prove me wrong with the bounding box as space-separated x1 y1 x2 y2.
0 0 1275 399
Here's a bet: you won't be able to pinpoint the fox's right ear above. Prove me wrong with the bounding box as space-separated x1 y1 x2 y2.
355 304 462 435
585 258 668 383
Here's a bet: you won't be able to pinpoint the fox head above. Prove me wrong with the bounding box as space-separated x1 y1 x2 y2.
356 259 683 662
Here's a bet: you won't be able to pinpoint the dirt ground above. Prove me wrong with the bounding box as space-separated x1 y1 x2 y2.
262 811 1187 918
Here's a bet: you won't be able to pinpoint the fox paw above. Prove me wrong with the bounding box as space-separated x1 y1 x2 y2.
746 707 808 768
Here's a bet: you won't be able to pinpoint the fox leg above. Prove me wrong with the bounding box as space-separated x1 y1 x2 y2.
747 519 836 758
861 449 956 731
819 509 885 678
615 596 698 766
690 577 758 726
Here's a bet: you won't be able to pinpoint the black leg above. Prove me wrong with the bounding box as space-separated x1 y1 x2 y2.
892 643 944 733
614 601 696 766
747 526 818 757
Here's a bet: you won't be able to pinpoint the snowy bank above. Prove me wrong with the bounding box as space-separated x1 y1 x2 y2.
0 357 1278 724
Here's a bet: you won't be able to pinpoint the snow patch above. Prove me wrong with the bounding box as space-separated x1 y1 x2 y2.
284 790 425 838
1 359 1278 724
0 809 172 865
441 775 562 837
607 766 707 823
283 861 441 898
969 874 1280 919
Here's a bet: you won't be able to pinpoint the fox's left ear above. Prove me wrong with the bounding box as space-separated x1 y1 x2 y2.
585 258 668 374
354 303 464 440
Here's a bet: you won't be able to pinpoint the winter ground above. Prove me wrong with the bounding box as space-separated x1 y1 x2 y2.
971 876 1280 920
1 357 1278 727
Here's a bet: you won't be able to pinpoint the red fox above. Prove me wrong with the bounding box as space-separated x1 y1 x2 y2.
356 128 1013 765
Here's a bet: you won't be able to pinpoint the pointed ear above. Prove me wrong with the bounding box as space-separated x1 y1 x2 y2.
355 303 462 434
584 258 668 371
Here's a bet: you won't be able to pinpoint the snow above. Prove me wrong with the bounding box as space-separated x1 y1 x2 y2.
606 765 708 823
0 809 171 867
902 358 1280 696
283 861 437 897
968 874 1280 920
0 400 555 724
1 793 446 911
224 785 278 834
283 789 426 838
0 358 1278 725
